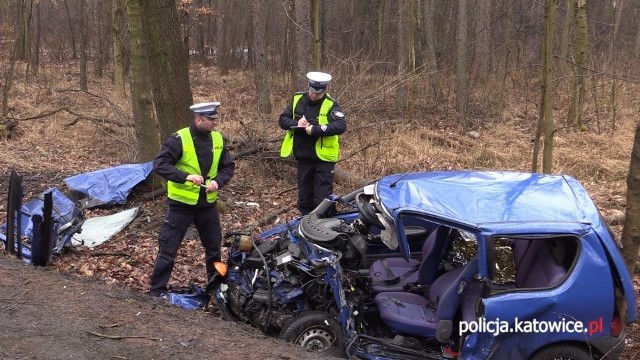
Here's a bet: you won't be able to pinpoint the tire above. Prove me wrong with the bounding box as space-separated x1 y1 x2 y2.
529 344 595 360
278 311 345 357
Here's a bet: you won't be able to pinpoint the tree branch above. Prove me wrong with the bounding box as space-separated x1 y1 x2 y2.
6 107 130 127
87 331 162 341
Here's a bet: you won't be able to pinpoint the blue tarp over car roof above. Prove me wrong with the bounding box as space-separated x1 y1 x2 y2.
376 171 597 228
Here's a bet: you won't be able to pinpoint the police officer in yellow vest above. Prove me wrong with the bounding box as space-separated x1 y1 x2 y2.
279 72 346 215
150 102 235 297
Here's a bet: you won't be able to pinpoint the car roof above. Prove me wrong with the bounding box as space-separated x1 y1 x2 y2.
376 171 600 230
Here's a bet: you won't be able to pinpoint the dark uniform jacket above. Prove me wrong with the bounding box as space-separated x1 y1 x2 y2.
154 123 235 209
278 93 346 161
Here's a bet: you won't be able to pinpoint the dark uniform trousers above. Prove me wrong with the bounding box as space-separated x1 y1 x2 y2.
149 204 221 294
297 159 336 215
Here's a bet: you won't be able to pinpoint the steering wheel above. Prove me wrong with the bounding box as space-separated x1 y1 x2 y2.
355 192 384 228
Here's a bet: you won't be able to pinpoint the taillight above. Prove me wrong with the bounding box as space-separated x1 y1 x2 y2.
610 314 622 337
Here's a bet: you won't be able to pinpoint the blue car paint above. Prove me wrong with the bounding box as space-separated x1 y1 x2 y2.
380 172 634 357
240 171 635 359
376 172 636 358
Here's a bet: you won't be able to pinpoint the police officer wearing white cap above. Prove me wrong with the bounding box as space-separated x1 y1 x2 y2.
279 71 346 215
150 101 235 297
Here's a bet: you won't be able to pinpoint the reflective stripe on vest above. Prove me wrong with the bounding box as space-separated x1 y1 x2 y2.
167 128 223 205
279 93 339 162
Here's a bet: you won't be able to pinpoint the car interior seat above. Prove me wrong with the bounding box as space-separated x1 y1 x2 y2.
514 239 567 289
369 226 450 293
374 258 479 341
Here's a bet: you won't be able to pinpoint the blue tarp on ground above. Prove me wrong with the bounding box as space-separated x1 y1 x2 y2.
168 286 210 310
2 162 153 262
63 161 154 208
22 188 80 241
0 188 82 261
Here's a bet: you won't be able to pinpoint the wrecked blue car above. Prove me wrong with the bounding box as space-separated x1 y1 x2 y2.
214 171 636 359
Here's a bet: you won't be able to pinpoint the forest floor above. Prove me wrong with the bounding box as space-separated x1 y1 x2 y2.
1 64 639 359
0 253 333 360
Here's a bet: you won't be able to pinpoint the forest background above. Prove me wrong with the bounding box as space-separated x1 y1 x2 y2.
1 0 640 358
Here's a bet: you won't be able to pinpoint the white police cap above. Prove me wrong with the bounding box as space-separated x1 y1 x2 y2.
307 71 332 93
190 102 220 118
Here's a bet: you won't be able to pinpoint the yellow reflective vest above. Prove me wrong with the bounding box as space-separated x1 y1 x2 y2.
167 128 223 205
280 93 340 162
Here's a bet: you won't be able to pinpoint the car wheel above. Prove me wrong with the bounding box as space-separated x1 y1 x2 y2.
278 311 345 357
530 344 595 360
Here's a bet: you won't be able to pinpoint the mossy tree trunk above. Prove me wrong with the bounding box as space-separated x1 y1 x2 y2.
126 0 159 164
142 0 193 140
112 0 127 95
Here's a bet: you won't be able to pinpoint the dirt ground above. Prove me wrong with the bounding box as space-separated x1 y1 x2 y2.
0 252 333 360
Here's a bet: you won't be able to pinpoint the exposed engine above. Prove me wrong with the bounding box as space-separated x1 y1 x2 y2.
217 197 374 335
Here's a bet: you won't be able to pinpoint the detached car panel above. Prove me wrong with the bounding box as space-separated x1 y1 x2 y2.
213 171 636 360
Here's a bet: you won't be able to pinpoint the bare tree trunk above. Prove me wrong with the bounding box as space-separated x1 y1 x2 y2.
560 0 574 70
456 0 470 128
622 121 640 275
609 0 625 65
396 1 410 111
609 0 625 132
312 0 321 69
16 0 30 62
635 10 640 61
194 0 206 64
568 0 587 129
204 0 213 67
93 1 105 78
217 0 230 75
78 0 88 91
542 0 557 174
112 0 127 95
127 0 160 164
63 0 77 60
30 0 40 76
283 0 293 77
376 0 385 55
474 0 490 82
180 2 190 49
2 26 19 121
251 0 271 114
423 0 443 104
496 1 515 119
531 91 544 173
142 0 194 140
293 0 311 90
